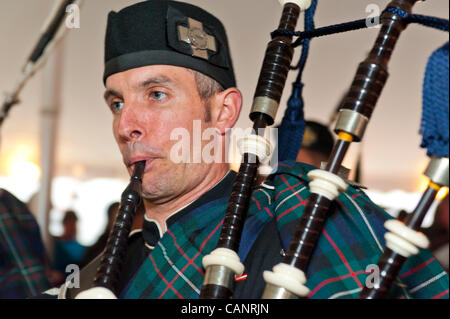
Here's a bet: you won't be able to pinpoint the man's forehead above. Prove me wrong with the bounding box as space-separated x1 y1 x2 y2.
105 65 194 91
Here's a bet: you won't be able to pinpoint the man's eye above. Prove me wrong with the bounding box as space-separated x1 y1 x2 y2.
150 91 167 101
111 101 124 112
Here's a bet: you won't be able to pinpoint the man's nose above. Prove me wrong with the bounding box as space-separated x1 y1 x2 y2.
117 102 144 142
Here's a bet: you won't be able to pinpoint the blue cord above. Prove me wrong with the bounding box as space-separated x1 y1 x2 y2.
276 5 449 161
271 9 449 48
420 42 449 158
277 0 317 162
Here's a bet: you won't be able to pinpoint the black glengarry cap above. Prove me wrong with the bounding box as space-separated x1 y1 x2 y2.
103 0 236 89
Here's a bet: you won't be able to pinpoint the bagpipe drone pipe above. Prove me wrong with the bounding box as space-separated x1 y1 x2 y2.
199 0 449 299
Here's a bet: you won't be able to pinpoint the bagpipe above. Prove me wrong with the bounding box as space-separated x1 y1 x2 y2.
198 0 449 300
2 0 447 299
76 161 145 299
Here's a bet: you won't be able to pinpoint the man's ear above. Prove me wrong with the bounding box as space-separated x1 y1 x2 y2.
212 88 242 135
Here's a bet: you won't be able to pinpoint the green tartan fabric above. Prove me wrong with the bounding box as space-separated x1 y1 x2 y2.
122 197 229 298
0 189 51 298
122 162 449 299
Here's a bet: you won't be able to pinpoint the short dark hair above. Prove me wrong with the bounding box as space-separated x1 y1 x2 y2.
301 121 334 158
188 69 225 122
63 210 78 224
190 69 225 100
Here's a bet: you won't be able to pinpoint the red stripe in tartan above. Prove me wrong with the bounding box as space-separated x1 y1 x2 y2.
279 175 304 203
149 254 184 299
308 270 366 297
400 257 435 278
276 201 307 222
27 268 46 292
264 207 273 217
32 275 45 292
335 199 358 224
252 188 270 197
1 233 37 287
22 221 39 228
3 220 35 270
278 163 292 168
166 229 204 275
251 197 261 210
431 289 449 299
199 219 223 252
275 180 304 201
159 219 224 299
352 193 363 200
323 230 364 289
0 273 23 287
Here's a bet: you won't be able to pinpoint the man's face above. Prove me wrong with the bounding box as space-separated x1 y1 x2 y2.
104 65 214 204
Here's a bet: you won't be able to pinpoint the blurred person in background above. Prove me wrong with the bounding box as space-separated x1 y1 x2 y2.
51 210 85 286
0 188 50 298
257 120 335 185
296 120 334 168
79 200 146 268
79 202 119 268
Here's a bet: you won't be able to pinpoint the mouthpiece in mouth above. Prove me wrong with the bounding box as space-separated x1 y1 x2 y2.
133 160 146 178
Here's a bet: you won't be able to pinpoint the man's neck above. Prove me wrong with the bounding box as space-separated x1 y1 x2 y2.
143 164 230 232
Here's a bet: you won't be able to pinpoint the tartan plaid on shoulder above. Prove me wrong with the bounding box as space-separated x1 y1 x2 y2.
0 189 51 298
122 162 449 299
122 197 230 298
267 161 449 299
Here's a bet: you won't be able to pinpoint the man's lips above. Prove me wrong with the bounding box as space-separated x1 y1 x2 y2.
127 157 158 173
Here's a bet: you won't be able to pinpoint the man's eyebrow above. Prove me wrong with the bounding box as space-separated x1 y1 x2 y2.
137 76 172 89
103 76 173 101
104 89 123 101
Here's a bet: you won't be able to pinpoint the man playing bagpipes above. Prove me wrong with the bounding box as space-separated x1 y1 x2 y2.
38 0 448 299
